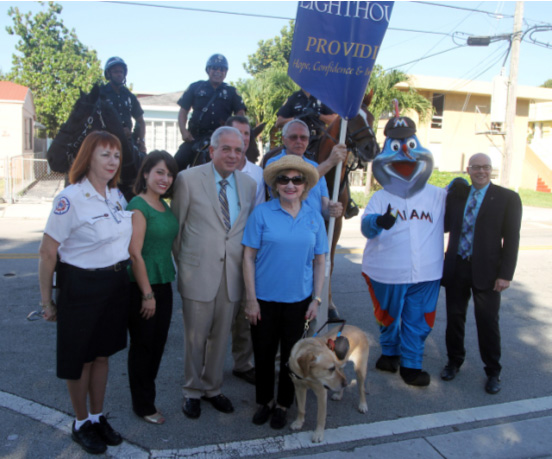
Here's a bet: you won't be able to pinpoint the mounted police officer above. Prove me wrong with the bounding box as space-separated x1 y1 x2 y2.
275 88 337 161
174 54 246 171
100 57 147 154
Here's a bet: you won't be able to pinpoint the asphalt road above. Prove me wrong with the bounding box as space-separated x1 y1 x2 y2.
1 205 552 458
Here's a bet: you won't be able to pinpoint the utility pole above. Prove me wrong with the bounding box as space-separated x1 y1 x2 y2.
502 1 524 188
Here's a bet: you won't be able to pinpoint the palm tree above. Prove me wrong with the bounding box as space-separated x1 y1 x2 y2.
367 65 433 130
235 67 298 146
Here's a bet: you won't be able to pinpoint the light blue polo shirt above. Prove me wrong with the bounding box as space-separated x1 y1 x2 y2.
242 199 329 303
266 150 329 215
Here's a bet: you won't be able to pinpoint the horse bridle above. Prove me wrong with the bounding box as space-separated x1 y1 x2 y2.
70 97 107 151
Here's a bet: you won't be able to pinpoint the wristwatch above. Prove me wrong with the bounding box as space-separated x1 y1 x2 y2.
312 296 322 305
142 291 154 300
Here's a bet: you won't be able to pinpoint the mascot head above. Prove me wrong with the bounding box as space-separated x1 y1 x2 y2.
372 100 433 199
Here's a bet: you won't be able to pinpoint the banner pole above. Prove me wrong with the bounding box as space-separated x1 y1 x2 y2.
318 120 348 334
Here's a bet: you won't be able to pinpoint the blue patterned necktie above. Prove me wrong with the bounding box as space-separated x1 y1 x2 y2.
458 190 480 259
219 179 231 233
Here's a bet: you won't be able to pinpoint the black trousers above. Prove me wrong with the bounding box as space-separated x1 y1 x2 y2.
128 283 173 417
445 256 502 377
250 297 310 408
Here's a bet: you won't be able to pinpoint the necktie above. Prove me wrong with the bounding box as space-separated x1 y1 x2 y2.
458 190 480 259
219 179 231 232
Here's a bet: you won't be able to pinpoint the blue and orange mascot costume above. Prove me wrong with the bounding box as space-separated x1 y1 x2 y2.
361 101 446 386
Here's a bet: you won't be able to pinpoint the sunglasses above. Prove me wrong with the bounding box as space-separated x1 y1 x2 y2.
276 175 306 185
286 134 309 142
209 66 227 72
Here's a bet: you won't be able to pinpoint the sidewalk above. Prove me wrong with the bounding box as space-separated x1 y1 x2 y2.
2 201 552 222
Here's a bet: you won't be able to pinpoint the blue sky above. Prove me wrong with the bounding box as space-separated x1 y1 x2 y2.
1 1 551 94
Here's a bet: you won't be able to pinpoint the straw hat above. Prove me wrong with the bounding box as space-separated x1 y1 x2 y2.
263 154 319 200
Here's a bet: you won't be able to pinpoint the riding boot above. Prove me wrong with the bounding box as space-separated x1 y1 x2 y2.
344 181 360 219
345 198 360 219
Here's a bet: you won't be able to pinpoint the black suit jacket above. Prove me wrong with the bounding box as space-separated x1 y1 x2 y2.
442 182 522 290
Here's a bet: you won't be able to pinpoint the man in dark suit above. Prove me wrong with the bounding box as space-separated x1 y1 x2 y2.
440 153 522 394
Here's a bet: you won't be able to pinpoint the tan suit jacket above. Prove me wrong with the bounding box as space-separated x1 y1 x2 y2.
172 163 256 303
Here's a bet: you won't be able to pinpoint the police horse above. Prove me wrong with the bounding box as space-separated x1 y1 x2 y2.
47 84 144 200
262 92 380 312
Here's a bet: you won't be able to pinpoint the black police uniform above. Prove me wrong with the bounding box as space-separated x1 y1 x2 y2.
175 81 246 170
99 83 144 131
277 91 334 136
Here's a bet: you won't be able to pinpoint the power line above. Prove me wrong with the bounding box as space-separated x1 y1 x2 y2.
385 44 468 71
412 1 514 19
104 1 294 21
102 1 486 39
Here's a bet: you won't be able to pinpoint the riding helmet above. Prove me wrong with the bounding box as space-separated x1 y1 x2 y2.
205 54 229 72
104 56 128 79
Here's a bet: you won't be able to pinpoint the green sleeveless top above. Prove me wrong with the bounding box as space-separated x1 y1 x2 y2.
127 196 179 285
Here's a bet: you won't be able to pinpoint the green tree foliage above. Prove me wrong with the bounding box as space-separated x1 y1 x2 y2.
367 65 433 130
6 2 103 137
235 67 298 145
244 21 294 76
542 79 552 89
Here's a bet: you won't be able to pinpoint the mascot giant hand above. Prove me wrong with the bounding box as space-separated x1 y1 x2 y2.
361 100 446 387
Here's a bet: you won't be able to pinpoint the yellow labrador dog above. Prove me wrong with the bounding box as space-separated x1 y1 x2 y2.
288 324 369 443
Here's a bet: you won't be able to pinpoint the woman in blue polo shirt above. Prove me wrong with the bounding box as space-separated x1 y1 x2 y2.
242 155 328 430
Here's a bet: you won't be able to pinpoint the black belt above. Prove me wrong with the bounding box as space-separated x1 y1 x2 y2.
62 259 131 272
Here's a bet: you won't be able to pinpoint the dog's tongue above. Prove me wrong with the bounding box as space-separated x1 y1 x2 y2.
392 161 416 178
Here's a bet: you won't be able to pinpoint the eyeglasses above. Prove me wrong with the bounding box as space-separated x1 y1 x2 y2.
209 66 226 72
276 175 306 185
469 165 492 172
286 134 309 142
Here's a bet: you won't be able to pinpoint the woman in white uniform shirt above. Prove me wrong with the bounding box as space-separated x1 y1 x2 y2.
38 131 133 455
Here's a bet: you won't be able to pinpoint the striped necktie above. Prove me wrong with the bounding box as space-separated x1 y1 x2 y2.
458 190 480 259
219 179 231 232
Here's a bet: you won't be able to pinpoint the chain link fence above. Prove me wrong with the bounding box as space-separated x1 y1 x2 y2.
1 155 65 204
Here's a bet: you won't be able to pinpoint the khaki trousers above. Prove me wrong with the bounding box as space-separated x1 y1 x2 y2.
182 265 236 398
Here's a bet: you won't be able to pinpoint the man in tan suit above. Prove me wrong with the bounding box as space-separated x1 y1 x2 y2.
172 126 257 419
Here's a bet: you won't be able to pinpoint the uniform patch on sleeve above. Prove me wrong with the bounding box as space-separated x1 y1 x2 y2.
53 197 71 215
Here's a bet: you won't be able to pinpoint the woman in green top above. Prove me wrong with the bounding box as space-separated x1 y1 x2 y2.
127 151 179 425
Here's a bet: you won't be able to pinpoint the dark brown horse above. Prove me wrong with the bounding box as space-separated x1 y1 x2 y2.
318 92 379 309
262 92 380 311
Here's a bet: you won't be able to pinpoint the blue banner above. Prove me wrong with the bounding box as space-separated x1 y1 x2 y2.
288 1 394 119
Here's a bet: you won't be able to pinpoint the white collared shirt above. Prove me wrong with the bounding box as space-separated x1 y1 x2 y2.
44 178 133 269
240 159 265 207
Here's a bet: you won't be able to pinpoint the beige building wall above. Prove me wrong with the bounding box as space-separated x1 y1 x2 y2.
0 90 35 159
374 75 552 190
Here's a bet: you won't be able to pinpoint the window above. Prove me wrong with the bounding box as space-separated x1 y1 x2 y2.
431 93 444 129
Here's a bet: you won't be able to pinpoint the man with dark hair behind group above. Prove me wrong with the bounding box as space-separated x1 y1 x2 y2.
175 54 246 170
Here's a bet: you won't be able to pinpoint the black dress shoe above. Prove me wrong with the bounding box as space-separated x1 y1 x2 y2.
72 420 107 455
92 415 123 446
202 394 234 413
252 404 273 425
400 366 430 386
233 368 256 385
375 354 400 373
485 375 502 394
440 363 459 381
182 398 201 419
270 407 287 430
